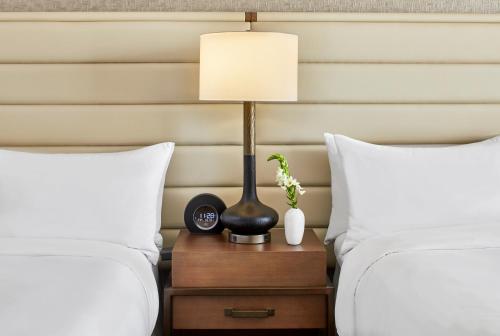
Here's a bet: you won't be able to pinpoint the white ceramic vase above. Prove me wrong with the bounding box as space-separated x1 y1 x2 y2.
284 208 305 245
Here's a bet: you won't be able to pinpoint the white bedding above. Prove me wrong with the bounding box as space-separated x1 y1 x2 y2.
324 134 500 256
336 224 500 336
0 143 174 263
0 238 158 336
334 233 346 266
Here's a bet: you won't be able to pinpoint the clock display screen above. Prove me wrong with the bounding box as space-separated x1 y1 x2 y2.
193 205 219 230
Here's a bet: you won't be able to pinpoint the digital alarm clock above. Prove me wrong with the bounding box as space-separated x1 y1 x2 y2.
184 193 226 234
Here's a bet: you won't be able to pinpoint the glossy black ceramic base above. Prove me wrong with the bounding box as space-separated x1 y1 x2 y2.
221 199 279 235
221 155 279 236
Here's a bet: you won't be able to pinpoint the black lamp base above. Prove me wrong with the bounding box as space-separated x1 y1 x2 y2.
221 197 279 235
220 155 279 243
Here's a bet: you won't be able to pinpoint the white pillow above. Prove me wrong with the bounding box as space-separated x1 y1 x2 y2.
0 143 174 263
324 134 500 253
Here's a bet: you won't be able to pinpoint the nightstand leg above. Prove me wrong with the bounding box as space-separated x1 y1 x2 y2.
327 288 336 336
163 288 173 336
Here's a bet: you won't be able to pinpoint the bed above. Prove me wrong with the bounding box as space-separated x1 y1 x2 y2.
335 224 500 336
325 134 500 336
0 238 159 336
0 144 174 336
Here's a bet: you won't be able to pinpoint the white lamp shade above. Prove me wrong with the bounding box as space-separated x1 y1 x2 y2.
199 32 298 102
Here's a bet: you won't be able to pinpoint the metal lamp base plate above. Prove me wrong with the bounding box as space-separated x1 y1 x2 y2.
228 232 271 244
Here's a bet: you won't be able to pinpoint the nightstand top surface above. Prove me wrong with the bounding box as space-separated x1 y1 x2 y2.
173 228 324 253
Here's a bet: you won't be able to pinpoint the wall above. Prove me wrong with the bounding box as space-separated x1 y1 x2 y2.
2 0 500 13
3 11 500 267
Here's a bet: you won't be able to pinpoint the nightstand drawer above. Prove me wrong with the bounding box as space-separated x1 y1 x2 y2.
172 295 326 329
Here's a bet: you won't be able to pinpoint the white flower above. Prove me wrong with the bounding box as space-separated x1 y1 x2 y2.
275 168 283 179
275 168 289 189
289 177 306 195
287 177 298 188
296 184 306 195
274 166 305 204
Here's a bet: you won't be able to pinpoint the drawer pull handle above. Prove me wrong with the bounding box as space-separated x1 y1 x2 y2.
224 308 275 318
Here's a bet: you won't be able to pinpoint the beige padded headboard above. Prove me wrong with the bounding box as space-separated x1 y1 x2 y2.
2 12 500 264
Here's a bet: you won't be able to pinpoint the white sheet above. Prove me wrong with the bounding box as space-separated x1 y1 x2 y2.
334 233 346 266
0 238 158 336
336 224 500 336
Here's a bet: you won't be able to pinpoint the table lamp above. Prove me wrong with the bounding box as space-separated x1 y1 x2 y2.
199 31 298 244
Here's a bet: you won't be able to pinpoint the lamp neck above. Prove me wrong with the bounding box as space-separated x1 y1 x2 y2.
243 101 255 156
242 101 257 201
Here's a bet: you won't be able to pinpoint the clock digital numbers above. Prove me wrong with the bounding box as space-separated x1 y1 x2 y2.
193 205 219 230
184 193 226 234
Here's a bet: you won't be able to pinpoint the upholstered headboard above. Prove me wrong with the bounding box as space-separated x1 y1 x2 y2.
2 12 500 265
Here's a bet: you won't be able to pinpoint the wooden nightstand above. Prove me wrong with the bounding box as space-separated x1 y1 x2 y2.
163 229 334 336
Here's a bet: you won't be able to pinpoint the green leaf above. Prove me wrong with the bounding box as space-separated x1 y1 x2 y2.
267 153 290 174
267 153 284 162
